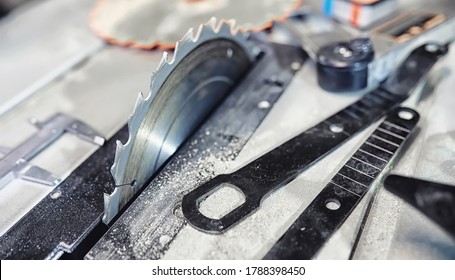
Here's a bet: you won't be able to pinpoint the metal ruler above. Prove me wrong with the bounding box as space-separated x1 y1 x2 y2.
265 107 419 259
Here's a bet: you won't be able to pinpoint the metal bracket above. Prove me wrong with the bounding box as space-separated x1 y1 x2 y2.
0 113 105 189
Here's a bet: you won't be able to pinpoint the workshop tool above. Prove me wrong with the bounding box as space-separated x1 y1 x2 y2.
384 175 455 238
283 0 455 92
181 43 448 233
265 107 419 259
106 18 255 222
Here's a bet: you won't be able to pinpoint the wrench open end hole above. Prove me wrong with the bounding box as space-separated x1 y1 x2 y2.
198 183 246 220
325 198 341 211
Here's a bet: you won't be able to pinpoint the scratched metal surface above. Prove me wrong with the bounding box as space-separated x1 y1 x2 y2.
0 0 103 116
0 0 454 259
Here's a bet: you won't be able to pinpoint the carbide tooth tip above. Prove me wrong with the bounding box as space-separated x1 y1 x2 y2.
158 52 169 67
181 28 194 42
207 17 217 29
218 20 233 35
132 92 146 114
171 44 180 64
115 140 125 151
215 19 225 32
226 19 238 33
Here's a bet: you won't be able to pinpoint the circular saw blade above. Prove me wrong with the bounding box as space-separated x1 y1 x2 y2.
111 18 254 188
90 0 301 49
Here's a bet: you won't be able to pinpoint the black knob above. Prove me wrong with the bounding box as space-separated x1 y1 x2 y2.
316 38 374 92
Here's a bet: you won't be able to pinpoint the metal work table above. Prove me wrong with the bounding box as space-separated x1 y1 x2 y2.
0 0 454 259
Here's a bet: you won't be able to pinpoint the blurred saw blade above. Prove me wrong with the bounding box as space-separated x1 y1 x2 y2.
90 0 301 49
104 18 254 223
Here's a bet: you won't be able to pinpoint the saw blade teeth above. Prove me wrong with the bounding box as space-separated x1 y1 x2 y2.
195 22 208 41
130 91 149 126
225 19 237 33
115 140 125 156
127 114 135 132
150 52 171 96
158 52 169 68
181 27 195 44
218 19 235 36
111 16 253 187
173 30 198 67
172 42 181 64
197 17 220 41
110 164 119 184
206 17 217 31
131 91 146 116
169 41 183 65
149 71 158 97
111 140 126 184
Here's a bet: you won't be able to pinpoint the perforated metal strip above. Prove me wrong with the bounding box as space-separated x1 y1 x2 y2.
264 107 419 259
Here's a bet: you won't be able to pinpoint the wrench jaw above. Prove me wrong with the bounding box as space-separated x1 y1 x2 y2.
182 174 261 234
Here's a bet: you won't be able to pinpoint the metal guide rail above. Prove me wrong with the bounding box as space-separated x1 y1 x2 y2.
0 113 105 189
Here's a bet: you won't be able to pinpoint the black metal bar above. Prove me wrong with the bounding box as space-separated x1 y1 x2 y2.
384 175 455 238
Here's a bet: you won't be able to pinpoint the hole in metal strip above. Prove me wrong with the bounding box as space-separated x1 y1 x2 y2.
325 198 341 211
398 110 414 120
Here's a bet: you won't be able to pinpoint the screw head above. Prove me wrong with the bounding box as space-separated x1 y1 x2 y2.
334 46 353 58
